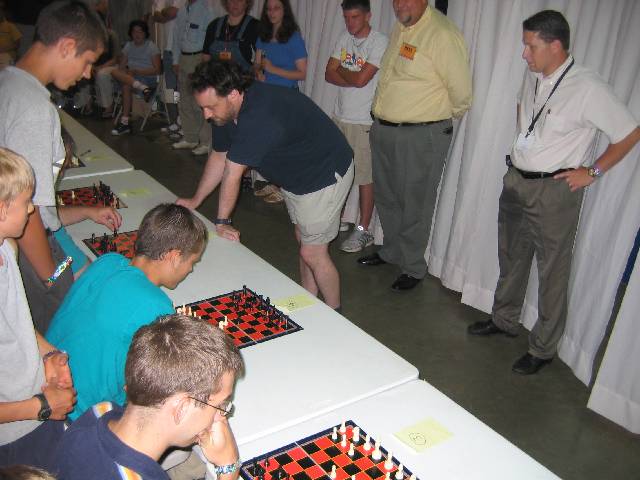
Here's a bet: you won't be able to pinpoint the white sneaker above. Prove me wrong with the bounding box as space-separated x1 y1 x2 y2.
339 221 351 232
172 140 198 150
161 123 180 134
191 144 210 155
340 226 374 253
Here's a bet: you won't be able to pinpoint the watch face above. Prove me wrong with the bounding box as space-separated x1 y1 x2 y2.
38 406 52 421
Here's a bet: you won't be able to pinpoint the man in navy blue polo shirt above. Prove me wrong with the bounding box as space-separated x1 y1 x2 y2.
177 60 354 310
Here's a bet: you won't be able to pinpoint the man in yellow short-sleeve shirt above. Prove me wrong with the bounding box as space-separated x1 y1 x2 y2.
358 0 472 291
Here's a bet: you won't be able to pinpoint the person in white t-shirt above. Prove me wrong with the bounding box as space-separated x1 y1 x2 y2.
325 0 387 253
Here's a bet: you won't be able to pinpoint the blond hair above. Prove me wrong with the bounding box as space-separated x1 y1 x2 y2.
0 147 35 203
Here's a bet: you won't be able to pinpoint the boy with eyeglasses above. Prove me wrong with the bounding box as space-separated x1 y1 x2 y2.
55 313 244 480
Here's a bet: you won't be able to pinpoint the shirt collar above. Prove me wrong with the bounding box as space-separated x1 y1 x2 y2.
399 4 431 32
537 54 574 84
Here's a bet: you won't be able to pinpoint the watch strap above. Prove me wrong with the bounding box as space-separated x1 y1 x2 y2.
34 393 51 421
214 218 233 225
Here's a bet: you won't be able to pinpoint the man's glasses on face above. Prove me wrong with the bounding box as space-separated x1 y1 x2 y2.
190 397 234 417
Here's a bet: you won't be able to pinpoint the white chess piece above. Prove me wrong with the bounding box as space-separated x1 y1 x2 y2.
384 451 393 470
385 473 391 480
395 464 404 480
352 426 360 443
339 421 346 434
219 320 225 330
363 433 372 451
347 442 355 457
329 465 337 480
341 434 347 448
372 440 382 461
331 426 338 441
409 474 416 480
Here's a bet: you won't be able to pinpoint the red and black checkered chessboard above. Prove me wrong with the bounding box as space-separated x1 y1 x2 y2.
240 421 417 480
56 182 127 208
180 287 302 349
83 230 137 259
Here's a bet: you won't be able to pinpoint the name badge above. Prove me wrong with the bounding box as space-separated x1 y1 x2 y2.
515 132 535 150
219 51 232 61
399 42 416 60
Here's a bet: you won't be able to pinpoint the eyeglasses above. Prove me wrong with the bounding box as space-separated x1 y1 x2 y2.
190 397 234 417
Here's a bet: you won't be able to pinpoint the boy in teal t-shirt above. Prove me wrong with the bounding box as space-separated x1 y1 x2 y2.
46 204 208 420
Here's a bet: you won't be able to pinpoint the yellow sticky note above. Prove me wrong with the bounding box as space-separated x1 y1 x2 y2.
394 418 453 452
118 188 150 198
273 293 316 312
83 155 104 162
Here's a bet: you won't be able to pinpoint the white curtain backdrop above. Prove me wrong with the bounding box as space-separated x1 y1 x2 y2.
206 0 640 431
588 262 640 434
438 0 640 432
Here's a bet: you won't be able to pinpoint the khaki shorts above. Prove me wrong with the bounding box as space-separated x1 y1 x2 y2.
334 118 373 185
282 162 354 245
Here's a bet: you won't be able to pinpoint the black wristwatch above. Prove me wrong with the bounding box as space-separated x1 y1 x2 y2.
34 393 52 421
214 218 232 225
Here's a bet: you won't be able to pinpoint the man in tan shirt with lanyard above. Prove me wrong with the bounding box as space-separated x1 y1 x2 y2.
468 10 640 375
358 0 472 291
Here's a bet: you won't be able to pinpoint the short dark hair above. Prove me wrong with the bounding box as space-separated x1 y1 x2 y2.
134 204 208 260
128 19 149 40
258 0 299 43
191 59 254 97
341 0 370 12
35 0 107 55
125 314 244 407
523 10 570 50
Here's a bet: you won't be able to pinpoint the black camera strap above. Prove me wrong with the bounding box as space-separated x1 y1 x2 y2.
526 58 574 138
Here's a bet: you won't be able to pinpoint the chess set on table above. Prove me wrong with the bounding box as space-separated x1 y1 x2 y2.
241 420 417 480
56 181 127 208
177 286 303 349
83 230 138 258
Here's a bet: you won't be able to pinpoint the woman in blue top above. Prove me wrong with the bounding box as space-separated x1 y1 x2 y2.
255 0 307 88
253 0 308 203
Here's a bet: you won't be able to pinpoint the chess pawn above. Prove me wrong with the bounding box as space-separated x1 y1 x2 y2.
71 190 76 200
219 320 225 330
352 426 360 443
409 475 416 480
394 464 404 480
339 420 346 434
371 440 382 461
384 473 391 480
329 465 337 480
363 434 372 452
331 426 338 441
347 442 355 457
384 451 393 471
341 434 347 448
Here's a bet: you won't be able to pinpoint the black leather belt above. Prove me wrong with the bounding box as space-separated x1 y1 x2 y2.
181 50 202 55
513 166 572 179
373 115 447 127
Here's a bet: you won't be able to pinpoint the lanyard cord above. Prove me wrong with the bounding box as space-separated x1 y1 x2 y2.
526 59 574 138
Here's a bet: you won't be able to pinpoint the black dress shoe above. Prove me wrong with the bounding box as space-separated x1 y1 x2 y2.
357 252 387 266
391 274 420 291
467 319 517 337
512 353 552 375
